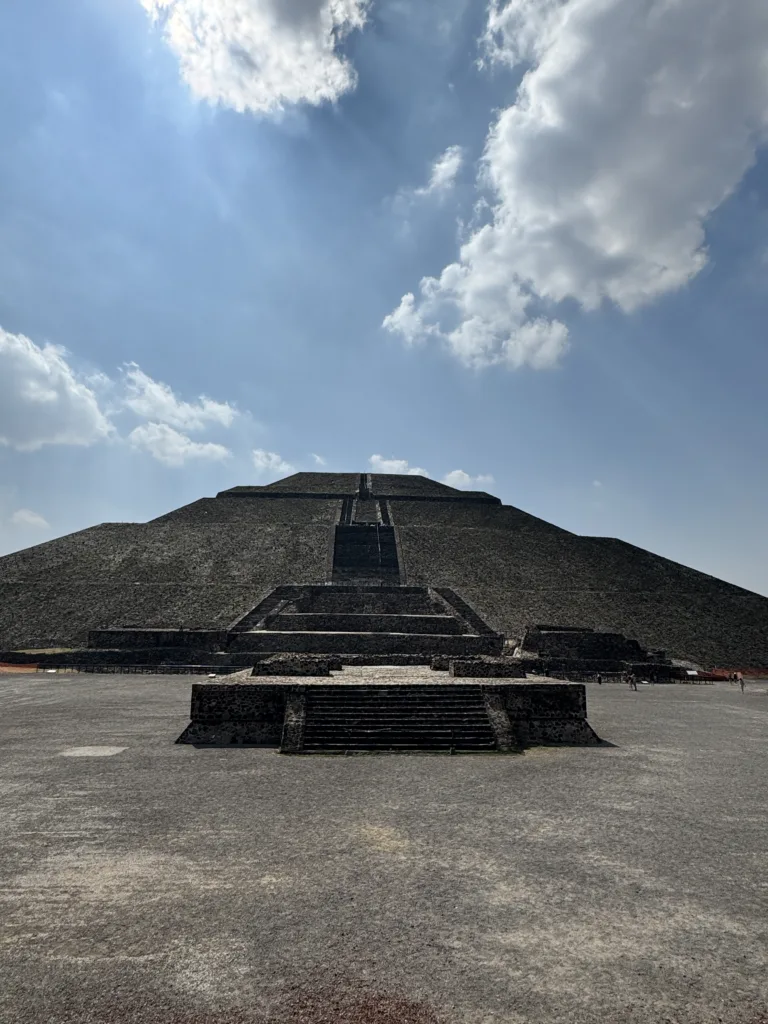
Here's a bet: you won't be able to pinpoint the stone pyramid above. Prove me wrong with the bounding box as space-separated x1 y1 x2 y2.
1 472 766 667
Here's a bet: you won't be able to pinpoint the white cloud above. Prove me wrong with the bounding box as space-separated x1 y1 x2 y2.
369 455 428 476
367 456 493 488
381 293 437 347
415 145 464 198
128 422 231 466
252 448 295 477
0 327 113 451
592 479 603 489
391 147 465 225
10 509 50 529
442 469 494 489
121 363 236 431
311 452 327 465
140 0 368 115
385 0 768 370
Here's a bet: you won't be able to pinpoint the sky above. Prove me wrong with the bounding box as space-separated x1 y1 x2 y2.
1 0 767 596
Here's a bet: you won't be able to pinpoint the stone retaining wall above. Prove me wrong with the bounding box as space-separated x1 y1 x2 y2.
176 683 288 745
450 659 526 678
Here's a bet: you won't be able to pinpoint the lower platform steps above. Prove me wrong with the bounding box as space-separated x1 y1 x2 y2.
229 631 502 656
301 684 498 752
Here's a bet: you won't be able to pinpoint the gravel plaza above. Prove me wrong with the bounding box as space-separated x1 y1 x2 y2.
1 670 766 1024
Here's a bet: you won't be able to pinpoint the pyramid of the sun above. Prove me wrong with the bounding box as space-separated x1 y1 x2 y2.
1 472 766 666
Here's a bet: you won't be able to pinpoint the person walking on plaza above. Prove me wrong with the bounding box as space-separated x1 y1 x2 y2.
597 672 603 685
738 672 745 693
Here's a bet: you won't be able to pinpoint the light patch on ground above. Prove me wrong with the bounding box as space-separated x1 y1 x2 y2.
354 824 412 854
171 937 255 1003
474 903 757 986
58 746 126 757
4 850 229 915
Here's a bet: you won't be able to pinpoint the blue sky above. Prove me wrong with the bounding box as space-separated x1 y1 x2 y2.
1 0 767 596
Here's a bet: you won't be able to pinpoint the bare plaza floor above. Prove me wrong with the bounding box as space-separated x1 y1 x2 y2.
0 671 766 1024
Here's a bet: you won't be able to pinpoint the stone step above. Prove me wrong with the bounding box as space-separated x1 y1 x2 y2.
267 613 464 635
307 702 489 710
303 716 489 724
311 697 487 703
301 743 498 752
308 726 490 733
306 690 488 699
292 592 440 615
332 524 400 583
227 632 503 655
305 704 489 712
306 684 488 692
301 680 496 751
305 729 493 737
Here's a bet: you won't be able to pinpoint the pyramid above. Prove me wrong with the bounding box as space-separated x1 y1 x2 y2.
1 472 766 667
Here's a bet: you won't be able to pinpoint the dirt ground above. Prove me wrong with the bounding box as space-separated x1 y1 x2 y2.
0 671 766 1024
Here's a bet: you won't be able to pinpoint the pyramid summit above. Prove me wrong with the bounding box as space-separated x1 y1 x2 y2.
1 471 766 668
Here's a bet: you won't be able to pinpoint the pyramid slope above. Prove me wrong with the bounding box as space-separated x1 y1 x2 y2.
0 473 766 665
0 497 339 649
397 524 768 666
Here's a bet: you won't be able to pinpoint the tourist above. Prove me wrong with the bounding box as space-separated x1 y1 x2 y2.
596 672 603 685
738 672 745 693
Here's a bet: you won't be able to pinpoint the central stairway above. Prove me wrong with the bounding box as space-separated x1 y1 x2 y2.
301 684 498 752
228 585 503 658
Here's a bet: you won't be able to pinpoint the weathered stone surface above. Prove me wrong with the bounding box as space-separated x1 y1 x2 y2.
502 683 587 718
450 659 526 678
176 682 287 745
88 628 228 650
228 630 502 656
481 688 516 751
280 687 306 752
521 626 649 661
250 656 331 676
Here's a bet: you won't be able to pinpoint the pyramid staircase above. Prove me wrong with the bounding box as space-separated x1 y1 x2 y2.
228 584 503 658
85 474 502 661
300 684 499 753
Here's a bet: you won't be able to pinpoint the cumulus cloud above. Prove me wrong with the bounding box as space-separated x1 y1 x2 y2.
121 363 236 431
0 327 113 451
140 0 368 115
392 147 465 223
367 456 493 488
0 325 243 468
442 469 494 489
415 146 464 198
385 0 768 369
10 508 50 529
252 448 295 477
128 422 231 466
369 455 428 476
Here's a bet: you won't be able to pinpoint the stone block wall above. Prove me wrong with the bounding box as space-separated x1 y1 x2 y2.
250 656 331 676
450 659 526 678
498 683 600 746
177 683 288 744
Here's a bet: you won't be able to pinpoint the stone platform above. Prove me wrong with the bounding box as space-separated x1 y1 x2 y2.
176 670 602 752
